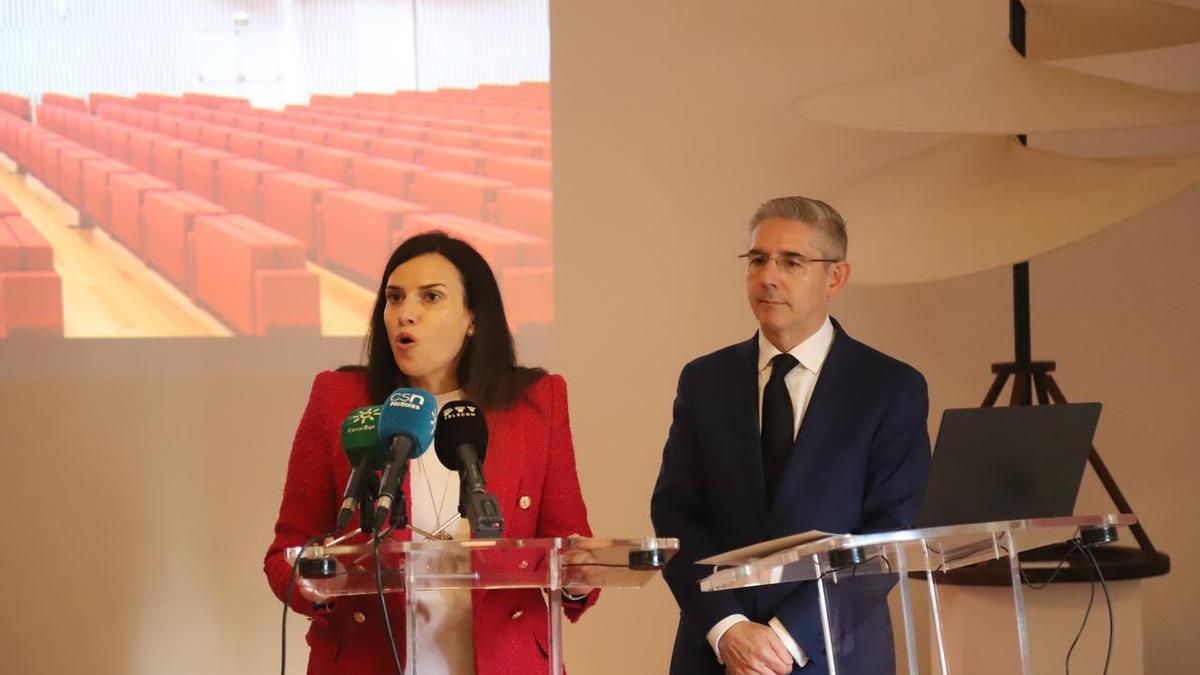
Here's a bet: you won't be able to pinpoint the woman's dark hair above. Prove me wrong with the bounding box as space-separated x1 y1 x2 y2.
359 231 545 410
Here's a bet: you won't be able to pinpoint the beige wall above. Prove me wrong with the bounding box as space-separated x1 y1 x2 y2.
554 1 1198 674
0 1 1196 673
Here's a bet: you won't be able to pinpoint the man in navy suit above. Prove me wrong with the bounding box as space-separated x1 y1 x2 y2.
651 196 930 675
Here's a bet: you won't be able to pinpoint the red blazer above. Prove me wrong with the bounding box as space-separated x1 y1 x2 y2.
264 371 598 674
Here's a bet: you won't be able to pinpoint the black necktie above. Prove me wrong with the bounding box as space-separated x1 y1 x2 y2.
762 353 799 507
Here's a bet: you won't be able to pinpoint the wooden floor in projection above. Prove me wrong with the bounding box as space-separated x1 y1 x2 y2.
0 160 372 338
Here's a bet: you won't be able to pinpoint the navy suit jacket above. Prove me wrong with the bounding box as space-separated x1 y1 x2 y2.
651 321 930 674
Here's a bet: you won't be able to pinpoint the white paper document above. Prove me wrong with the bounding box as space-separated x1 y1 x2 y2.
697 530 842 566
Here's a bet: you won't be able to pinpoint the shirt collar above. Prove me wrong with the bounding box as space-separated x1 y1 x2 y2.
757 315 835 375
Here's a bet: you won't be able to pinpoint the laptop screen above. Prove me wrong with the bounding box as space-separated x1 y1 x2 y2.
916 403 1101 528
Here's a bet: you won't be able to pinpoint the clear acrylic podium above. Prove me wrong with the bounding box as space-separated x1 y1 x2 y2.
286 535 677 674
699 514 1136 675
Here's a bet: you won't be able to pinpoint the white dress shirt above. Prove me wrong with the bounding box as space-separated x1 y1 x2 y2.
706 316 836 668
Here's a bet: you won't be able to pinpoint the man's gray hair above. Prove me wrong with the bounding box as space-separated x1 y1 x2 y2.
749 196 848 260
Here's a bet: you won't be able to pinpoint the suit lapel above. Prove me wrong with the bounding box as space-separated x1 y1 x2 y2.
766 325 862 531
731 335 768 523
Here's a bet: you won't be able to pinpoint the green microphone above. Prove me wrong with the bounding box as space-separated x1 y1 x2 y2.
336 405 384 532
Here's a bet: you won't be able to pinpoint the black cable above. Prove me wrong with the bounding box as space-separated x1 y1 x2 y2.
373 530 405 675
281 534 326 675
1064 547 1096 675
1079 543 1114 675
1019 538 1081 590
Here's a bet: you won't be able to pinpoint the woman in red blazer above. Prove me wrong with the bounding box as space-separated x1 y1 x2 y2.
264 232 598 674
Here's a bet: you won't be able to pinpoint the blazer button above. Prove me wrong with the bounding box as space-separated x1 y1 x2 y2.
353 612 367 624
518 560 529 569
518 495 532 510
511 609 524 620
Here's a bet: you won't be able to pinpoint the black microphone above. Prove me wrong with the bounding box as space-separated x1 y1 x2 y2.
373 388 437 531
435 400 504 538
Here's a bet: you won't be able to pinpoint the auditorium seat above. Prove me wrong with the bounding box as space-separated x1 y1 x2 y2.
57 147 105 208
326 130 373 154
199 124 231 151
191 214 319 335
127 131 164 175
217 158 284 221
352 157 428 202
500 265 553 329
426 130 479 149
291 125 328 146
482 156 551 190
477 137 546 160
143 190 226 293
81 158 137 228
260 137 308 171
151 137 199 185
0 215 63 337
378 124 428 142
371 137 431 163
227 130 268 159
301 145 360 185
260 171 346 257
400 212 549 271
420 147 490 174
107 172 173 254
180 146 235 201
493 188 552 240
320 189 427 280
410 171 511 221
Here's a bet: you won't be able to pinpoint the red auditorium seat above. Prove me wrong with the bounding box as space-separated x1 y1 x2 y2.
426 130 479 149
180 146 235 201
260 171 345 257
400 212 549 271
217 158 284 221
143 190 226 293
493 188 552 240
192 214 319 335
473 123 527 139
420 147 490 174
352 157 428 202
301 146 359 184
515 108 551 129
371 138 431 163
291 125 328 146
326 130 372 154
378 124 428 142
81 158 137 228
174 118 203 144
199 124 231 151
410 171 511 221
107 172 173 254
260 119 293 137
151 137 198 185
477 137 546 160
0 215 63 337
483 156 551 190
343 119 383 135
227 130 268 159
156 115 181 137
42 93 88 112
38 138 77 192
127 131 164 175
57 147 105 208
500 266 553 328
260 137 308 171
234 115 261 133
320 190 428 281
211 110 236 128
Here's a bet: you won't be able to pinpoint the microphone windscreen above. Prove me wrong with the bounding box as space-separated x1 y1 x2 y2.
377 387 437 457
340 405 383 466
434 400 489 471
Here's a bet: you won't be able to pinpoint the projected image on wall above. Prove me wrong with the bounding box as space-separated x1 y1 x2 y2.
0 0 552 344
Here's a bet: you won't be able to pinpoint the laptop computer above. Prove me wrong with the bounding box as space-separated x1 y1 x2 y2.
916 402 1102 528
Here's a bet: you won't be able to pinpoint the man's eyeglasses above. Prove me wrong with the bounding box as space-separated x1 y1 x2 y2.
738 251 841 272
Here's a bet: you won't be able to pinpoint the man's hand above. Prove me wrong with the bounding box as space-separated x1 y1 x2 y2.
718 620 794 675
